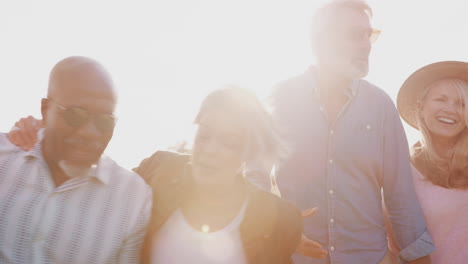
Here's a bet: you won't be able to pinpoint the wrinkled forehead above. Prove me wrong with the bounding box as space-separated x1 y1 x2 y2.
316 6 372 34
331 8 371 30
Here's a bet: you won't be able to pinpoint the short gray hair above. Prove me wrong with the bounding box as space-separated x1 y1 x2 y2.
310 0 372 52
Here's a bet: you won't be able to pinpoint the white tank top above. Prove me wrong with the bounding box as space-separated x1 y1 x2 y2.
151 201 249 264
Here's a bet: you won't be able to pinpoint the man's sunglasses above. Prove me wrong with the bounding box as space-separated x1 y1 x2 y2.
331 27 381 44
346 27 381 44
48 99 117 132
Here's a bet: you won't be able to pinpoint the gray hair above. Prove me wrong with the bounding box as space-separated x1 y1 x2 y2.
310 0 372 53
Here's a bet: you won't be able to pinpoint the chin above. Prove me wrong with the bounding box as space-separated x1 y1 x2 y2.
65 152 102 167
58 160 96 178
348 65 369 79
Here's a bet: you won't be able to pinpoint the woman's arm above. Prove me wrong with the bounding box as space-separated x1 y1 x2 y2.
7 116 42 150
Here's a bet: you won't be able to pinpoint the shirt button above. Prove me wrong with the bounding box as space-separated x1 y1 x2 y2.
366 124 372 130
330 218 335 223
330 246 335 251
329 159 333 164
330 130 334 135
329 189 334 195
319 106 324 112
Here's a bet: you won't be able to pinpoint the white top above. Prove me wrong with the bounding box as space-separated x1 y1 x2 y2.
0 133 152 264
151 201 249 264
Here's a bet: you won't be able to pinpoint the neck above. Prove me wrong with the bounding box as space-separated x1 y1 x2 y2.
316 65 353 94
41 137 93 187
182 176 248 232
432 137 458 160
191 177 246 205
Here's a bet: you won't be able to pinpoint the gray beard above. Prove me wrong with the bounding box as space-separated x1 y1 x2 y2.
58 160 97 179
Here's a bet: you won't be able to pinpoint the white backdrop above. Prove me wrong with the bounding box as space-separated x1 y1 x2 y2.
1 0 468 169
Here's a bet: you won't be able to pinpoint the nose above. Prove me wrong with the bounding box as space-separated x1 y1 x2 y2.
76 118 102 139
444 101 461 114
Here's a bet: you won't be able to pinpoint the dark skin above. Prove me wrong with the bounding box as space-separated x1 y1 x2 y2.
40 57 116 187
9 75 329 260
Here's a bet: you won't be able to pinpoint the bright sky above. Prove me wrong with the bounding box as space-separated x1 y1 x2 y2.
1 0 468 169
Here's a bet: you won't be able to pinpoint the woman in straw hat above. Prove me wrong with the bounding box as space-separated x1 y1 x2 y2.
389 61 468 263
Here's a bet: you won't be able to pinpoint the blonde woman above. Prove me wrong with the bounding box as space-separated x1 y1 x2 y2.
136 86 303 264
390 61 468 263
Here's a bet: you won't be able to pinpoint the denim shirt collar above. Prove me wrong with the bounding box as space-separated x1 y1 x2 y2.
307 66 360 100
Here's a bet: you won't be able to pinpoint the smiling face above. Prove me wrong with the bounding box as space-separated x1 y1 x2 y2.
42 57 117 169
191 110 246 186
420 79 467 144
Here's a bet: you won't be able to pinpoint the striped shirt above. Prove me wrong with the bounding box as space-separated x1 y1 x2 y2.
0 133 152 264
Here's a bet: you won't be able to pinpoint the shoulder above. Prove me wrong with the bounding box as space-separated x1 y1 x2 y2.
0 133 22 154
99 155 152 196
273 71 314 101
357 79 401 119
357 79 394 104
133 150 190 185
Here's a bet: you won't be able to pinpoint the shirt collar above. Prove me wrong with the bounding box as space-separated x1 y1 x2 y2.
92 156 111 185
307 66 360 99
25 134 110 185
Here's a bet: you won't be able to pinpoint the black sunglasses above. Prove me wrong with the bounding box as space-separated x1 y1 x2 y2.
48 99 117 132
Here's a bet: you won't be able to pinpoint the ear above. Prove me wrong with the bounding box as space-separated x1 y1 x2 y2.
41 98 49 125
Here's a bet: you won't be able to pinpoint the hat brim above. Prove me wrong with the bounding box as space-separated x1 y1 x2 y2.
397 61 468 129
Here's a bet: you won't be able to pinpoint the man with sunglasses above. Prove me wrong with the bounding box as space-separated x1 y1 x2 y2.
248 1 434 264
0 56 152 263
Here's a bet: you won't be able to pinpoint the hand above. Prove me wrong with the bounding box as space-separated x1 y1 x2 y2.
296 207 328 259
7 116 42 150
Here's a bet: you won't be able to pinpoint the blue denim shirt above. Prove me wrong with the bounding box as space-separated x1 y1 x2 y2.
248 67 434 264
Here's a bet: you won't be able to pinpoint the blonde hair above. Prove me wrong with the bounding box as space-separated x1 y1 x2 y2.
412 78 468 189
194 85 287 165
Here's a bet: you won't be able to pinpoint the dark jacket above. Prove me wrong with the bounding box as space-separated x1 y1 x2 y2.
134 151 303 264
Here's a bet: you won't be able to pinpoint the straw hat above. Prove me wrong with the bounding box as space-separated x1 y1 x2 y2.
397 61 468 129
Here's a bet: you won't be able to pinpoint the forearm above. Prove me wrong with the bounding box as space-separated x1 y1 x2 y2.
382 105 434 262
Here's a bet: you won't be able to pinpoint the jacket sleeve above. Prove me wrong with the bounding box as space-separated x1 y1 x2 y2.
133 151 179 184
276 199 303 263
